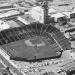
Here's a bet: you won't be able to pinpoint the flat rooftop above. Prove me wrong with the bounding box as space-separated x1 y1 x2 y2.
19 14 36 24
6 20 20 28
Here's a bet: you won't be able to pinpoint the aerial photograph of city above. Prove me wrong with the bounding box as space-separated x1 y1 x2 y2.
0 0 75 75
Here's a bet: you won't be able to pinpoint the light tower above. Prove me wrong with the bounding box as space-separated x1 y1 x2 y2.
37 0 53 24
42 1 49 24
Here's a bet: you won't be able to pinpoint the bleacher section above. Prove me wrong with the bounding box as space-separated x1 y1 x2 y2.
52 29 71 50
0 22 71 61
0 22 71 48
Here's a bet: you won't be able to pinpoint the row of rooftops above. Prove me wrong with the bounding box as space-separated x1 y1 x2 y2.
1 4 75 32
27 6 75 23
48 7 75 21
0 10 22 19
0 4 75 23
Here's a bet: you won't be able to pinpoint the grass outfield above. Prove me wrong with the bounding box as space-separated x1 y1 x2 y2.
2 36 61 61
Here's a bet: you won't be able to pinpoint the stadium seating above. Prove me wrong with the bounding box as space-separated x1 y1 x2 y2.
0 21 72 61
0 31 9 44
9 29 19 41
8 29 16 42
40 25 48 34
26 25 35 38
46 33 55 44
0 22 71 54
3 29 17 42
52 29 71 50
22 26 30 38
46 25 54 33
36 23 43 35
26 25 32 31
17 28 25 39
30 23 37 36
41 32 49 39
31 22 37 31
0 39 6 45
0 22 70 49
2 32 10 43
0 32 3 39
0 32 7 45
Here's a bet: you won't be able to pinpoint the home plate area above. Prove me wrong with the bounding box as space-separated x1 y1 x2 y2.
25 37 45 47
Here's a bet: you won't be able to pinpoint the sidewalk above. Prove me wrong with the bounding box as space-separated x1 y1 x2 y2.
0 54 23 75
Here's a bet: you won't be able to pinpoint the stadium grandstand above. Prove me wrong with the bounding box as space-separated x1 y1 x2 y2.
0 22 71 62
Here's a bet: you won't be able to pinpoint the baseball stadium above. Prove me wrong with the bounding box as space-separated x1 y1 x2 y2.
0 22 71 62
